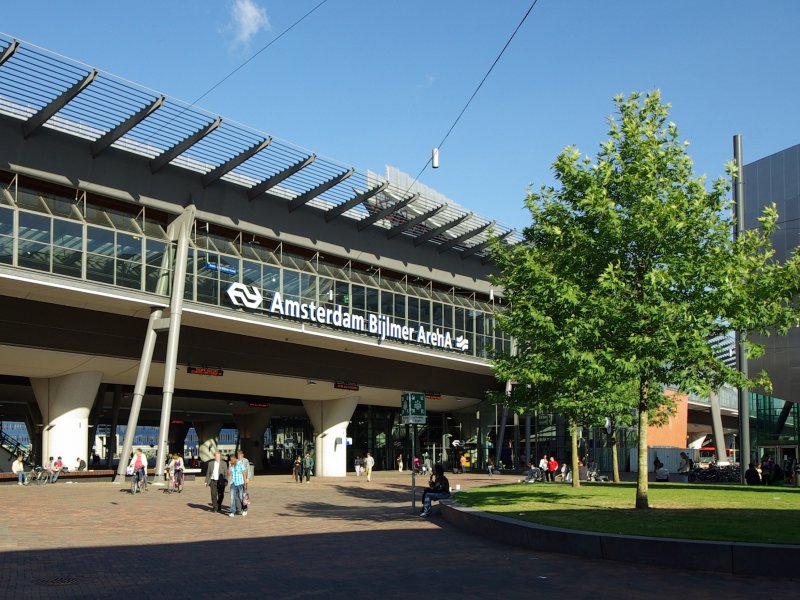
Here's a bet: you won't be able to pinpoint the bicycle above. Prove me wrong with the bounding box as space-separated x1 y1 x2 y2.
130 469 148 494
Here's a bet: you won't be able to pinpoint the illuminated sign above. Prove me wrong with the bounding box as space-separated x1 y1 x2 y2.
225 283 470 353
334 381 360 391
248 402 269 408
187 365 224 376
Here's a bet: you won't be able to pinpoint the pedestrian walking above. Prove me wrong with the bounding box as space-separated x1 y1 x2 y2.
302 451 314 483
354 456 362 476
204 451 228 512
365 452 375 482
228 454 248 517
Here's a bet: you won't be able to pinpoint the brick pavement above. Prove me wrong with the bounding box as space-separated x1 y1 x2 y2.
0 470 797 599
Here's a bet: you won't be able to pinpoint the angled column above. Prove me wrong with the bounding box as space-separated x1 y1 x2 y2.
709 390 727 464
233 411 272 473
31 371 103 467
302 397 358 477
154 205 196 477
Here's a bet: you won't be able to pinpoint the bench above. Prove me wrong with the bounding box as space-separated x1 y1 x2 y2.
0 469 116 484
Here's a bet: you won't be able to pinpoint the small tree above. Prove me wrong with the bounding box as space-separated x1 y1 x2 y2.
492 91 800 508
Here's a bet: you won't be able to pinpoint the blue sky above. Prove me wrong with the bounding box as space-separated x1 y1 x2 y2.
2 1 799 228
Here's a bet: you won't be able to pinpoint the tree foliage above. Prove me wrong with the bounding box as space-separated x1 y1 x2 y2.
491 91 800 508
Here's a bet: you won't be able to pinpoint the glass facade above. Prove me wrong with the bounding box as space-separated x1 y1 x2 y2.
1 174 507 358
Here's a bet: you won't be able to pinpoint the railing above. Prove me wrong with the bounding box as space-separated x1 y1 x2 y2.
0 429 30 460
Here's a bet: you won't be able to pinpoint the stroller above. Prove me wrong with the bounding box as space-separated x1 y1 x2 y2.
522 466 544 483
586 462 609 482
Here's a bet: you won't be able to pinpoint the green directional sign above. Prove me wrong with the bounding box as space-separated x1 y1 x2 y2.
401 392 426 425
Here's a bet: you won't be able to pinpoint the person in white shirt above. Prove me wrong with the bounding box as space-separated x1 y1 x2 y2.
12 455 25 485
205 451 228 512
365 453 375 482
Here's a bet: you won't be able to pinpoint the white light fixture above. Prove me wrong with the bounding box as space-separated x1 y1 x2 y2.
328 289 334 301
489 288 494 301
432 147 440 168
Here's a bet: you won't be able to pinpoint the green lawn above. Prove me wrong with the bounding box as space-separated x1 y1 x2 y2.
455 482 800 544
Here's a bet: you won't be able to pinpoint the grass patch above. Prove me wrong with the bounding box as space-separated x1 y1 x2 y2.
456 482 800 544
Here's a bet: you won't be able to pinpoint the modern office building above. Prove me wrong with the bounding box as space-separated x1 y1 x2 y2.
0 34 525 478
743 143 800 470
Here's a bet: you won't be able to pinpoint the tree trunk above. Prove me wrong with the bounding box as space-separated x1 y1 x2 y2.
635 379 650 509
571 421 580 488
610 424 620 483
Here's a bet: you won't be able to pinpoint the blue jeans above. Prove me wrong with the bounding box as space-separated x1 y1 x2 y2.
17 472 25 484
230 484 244 514
49 470 60 483
423 491 450 512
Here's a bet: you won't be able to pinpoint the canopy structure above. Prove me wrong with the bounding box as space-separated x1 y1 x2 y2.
0 33 520 261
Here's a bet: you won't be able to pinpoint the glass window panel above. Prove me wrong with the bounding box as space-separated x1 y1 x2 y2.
476 311 485 335
53 219 82 249
196 274 218 304
455 307 465 331
381 291 393 316
419 299 431 325
335 281 349 307
0 235 12 265
319 277 333 304
366 287 379 313
17 240 50 271
301 273 316 301
352 285 365 310
18 211 50 243
146 265 171 295
117 232 142 261
116 259 141 290
146 240 168 267
86 226 115 255
52 246 82 278
242 261 261 287
283 270 299 296
394 294 406 319
0 205 14 236
443 303 453 329
86 254 114 283
408 297 420 322
433 302 444 327
262 265 280 292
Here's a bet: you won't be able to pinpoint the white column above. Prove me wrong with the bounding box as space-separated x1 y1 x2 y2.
31 372 103 466
302 397 358 477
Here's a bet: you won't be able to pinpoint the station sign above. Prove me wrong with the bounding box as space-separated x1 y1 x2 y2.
225 283 470 353
401 392 427 425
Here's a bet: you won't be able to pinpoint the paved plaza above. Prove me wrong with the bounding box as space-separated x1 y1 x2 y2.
1 471 797 599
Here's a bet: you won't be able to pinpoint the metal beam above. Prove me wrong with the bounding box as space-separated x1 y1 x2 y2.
91 95 165 157
202 136 272 188
387 205 445 240
438 220 494 253
150 116 222 174
357 193 418 232
414 211 472 247
461 229 513 259
0 39 20 68
325 181 388 222
288 168 354 212
247 154 316 200
23 69 98 138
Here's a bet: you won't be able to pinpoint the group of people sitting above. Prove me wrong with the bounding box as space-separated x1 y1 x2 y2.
10 454 87 485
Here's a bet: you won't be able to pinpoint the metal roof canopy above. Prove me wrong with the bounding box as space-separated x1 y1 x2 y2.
0 33 520 259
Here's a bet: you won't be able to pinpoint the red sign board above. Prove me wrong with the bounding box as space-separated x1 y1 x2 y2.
187 365 224 376
248 402 269 409
334 381 360 391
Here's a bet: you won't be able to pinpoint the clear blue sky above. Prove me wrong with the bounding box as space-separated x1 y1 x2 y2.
2 1 799 229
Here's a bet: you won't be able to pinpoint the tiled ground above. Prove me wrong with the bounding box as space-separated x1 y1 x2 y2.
1 470 796 599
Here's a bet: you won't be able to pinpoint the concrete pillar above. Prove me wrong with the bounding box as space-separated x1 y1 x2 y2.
233 412 271 473
168 422 190 456
30 372 103 467
303 397 358 477
195 421 224 463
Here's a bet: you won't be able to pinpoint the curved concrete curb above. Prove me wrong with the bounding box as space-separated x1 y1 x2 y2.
440 501 800 578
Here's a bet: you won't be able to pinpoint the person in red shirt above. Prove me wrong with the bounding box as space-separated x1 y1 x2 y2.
547 456 559 482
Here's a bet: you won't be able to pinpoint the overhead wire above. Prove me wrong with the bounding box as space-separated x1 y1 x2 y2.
396 0 540 202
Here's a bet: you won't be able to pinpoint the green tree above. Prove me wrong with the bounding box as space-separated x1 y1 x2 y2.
491 91 800 508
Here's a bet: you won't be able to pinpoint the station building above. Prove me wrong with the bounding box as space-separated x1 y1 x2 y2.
0 34 522 478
